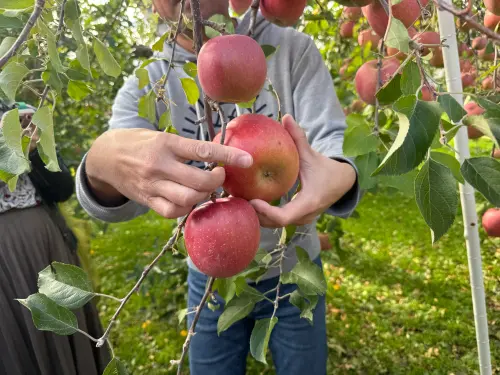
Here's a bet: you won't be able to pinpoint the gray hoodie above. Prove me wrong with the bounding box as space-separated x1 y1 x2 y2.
75 11 360 281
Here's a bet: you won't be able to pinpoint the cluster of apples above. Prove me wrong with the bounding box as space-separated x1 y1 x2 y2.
185 2 309 278
229 0 307 26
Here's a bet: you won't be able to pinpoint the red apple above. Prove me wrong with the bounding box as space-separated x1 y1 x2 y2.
213 114 300 202
355 58 401 105
230 0 252 15
343 6 363 21
421 85 434 101
493 148 500 158
472 37 488 50
198 35 267 103
386 27 417 59
362 0 429 37
485 0 500 15
461 71 476 88
184 197 261 278
465 101 485 139
260 0 307 27
340 21 355 38
358 29 381 51
485 10 500 30
458 42 474 57
482 208 500 237
478 47 495 61
415 31 443 67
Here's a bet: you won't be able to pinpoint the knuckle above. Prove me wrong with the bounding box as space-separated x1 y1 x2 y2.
194 142 214 160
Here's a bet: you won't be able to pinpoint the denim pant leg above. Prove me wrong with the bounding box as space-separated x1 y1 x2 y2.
187 256 327 375
252 256 327 375
187 268 253 375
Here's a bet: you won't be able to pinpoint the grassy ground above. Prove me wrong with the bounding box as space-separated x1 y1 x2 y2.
89 188 500 374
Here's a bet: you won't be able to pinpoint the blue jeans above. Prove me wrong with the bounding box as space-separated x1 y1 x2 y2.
187 256 327 375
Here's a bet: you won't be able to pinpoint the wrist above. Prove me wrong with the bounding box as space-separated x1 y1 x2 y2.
85 144 128 207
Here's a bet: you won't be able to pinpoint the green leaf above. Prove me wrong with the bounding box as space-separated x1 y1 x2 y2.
261 44 279 59
377 74 402 106
213 278 237 304
373 95 443 176
281 247 326 296
378 170 418 196
135 68 150 89
430 151 464 184
438 94 467 123
140 58 159 69
180 77 200 105
158 110 174 132
0 36 15 57
463 116 500 147
0 62 29 100
38 262 95 310
461 157 500 206
415 158 458 243
37 20 63 73
64 0 90 72
237 97 257 109
400 61 420 96
0 14 24 28
31 106 60 172
343 114 379 157
0 0 33 9
0 109 30 190
93 38 121 78
176 308 188 325
67 80 92 101
385 17 410 53
152 31 170 52
102 358 129 375
280 225 297 245
138 90 156 124
441 118 460 141
183 62 197 78
217 294 260 334
17 294 78 335
42 69 63 96
289 289 318 324
250 317 278 364
205 14 235 39
474 98 500 118
355 152 379 190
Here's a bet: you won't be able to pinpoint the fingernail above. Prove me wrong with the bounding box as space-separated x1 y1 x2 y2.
238 154 253 168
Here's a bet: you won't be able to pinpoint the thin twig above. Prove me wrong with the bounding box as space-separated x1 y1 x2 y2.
266 78 282 121
214 102 228 145
165 0 186 85
204 96 216 141
96 214 190 347
494 45 498 91
0 0 46 69
247 0 261 37
374 40 385 137
175 277 215 375
435 0 500 44
202 20 228 35
456 0 473 16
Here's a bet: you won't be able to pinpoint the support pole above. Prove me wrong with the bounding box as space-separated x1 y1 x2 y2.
436 2 492 374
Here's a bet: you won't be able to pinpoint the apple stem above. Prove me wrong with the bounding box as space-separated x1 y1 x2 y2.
176 277 215 375
248 0 261 37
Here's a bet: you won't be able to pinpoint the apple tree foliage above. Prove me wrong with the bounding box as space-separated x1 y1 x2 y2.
1 0 500 373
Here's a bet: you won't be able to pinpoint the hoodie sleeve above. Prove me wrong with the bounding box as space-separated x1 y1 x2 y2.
290 36 360 219
75 74 156 223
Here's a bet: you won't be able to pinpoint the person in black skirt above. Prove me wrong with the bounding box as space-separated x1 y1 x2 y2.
0 101 110 375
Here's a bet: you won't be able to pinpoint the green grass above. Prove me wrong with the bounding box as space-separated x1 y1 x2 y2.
90 189 500 374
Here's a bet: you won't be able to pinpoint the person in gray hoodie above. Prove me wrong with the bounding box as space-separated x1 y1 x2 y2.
76 1 360 374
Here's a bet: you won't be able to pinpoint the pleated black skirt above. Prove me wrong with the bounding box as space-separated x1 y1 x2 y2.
0 205 110 375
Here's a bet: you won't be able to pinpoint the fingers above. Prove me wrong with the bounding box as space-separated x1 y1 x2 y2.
150 179 210 208
249 194 318 228
170 137 253 168
282 114 310 154
147 196 193 219
168 164 226 193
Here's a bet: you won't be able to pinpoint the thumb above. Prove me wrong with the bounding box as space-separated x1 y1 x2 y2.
282 115 311 157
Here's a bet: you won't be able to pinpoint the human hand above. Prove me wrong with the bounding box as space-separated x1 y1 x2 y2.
249 115 357 228
85 128 253 218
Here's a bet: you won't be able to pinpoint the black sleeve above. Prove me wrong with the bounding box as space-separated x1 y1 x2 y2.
27 148 75 203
